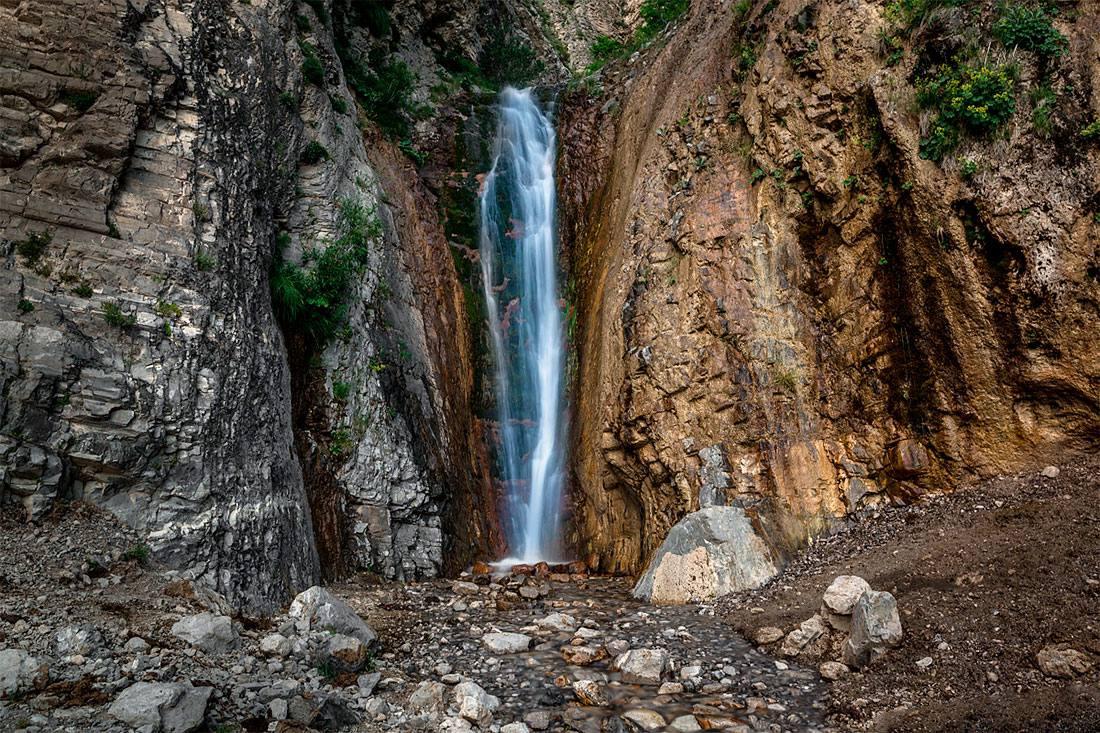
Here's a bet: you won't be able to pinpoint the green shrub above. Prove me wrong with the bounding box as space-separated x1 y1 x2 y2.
195 250 217 271
271 199 381 343
588 35 625 71
301 140 330 165
122 544 150 563
16 230 52 263
17 299 34 314
480 27 545 88
73 282 94 297
639 0 690 37
1081 121 1100 140
155 300 182 319
960 158 978 178
1030 84 1055 137
329 94 348 114
346 52 421 138
103 301 136 328
295 13 311 31
280 91 298 110
61 90 98 112
399 139 426 165
332 381 351 401
886 0 963 30
302 51 325 87
350 0 391 36
993 4 1067 59
917 62 1017 160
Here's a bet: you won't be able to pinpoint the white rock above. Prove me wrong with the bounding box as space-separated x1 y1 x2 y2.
453 681 500 726
288 586 377 645
615 648 669 684
501 723 530 733
407 680 447 717
54 625 105 656
440 717 474 732
259 633 291 658
170 613 237 654
670 714 703 731
658 681 683 695
269 699 288 720
916 656 934 670
819 661 849 680
1041 465 1060 478
679 664 702 680
822 576 872 615
482 632 532 654
534 613 577 632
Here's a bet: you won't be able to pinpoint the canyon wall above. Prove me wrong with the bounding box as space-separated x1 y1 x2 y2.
560 0 1100 573
0 0 519 611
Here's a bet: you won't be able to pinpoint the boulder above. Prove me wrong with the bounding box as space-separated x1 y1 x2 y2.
822 576 871 616
615 648 669 684
288 586 376 645
107 681 212 733
0 649 48 697
407 680 448 717
633 507 777 604
780 615 829 657
453 681 500 726
260 633 292 658
1036 645 1093 678
482 632 532 654
324 633 369 673
843 591 902 668
170 612 237 654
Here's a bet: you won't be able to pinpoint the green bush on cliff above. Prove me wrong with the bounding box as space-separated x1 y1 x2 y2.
916 61 1017 160
271 199 382 343
344 51 423 138
639 0 690 37
993 4 1067 60
480 26 545 87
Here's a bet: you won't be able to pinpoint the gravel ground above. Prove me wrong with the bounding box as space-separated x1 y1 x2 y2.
719 456 1100 732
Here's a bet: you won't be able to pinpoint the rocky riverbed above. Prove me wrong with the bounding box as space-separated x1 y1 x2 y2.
0 502 826 733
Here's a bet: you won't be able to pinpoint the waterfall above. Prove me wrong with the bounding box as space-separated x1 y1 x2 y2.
478 87 566 564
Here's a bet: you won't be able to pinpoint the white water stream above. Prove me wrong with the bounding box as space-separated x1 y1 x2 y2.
478 87 566 564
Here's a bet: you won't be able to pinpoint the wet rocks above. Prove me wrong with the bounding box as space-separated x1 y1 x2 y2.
1036 644 1093 678
107 681 212 733
535 612 577 632
482 631 533 654
614 648 670 684
622 708 666 730
0 649 48 697
572 679 608 706
560 645 607 666
169 612 238 654
633 507 778 604
288 586 377 645
843 590 903 668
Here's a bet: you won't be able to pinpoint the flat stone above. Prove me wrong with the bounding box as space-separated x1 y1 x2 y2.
482 632 532 654
107 681 212 733
170 613 237 654
615 648 669 684
1036 645 1093 678
560 644 606 666
670 714 703 732
752 626 784 645
572 679 608 706
622 709 666 730
819 661 850 680
780 615 829 657
534 613 577 632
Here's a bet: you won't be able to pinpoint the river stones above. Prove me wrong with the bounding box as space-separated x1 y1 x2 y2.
614 648 670 684
482 632 533 654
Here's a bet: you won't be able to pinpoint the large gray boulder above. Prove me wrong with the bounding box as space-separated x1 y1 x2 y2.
843 590 903 668
614 648 669 685
54 624 106 657
170 613 238 654
289 586 377 645
453 681 500 726
108 681 212 733
633 507 778 603
0 649 48 697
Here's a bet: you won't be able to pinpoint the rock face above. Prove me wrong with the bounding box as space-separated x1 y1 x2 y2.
633 507 778 603
843 590 903 668
559 0 1100 575
0 0 498 612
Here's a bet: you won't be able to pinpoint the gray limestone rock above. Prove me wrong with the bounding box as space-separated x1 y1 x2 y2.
169 613 237 654
107 681 212 733
614 648 669 685
633 507 778 604
843 590 903 668
0 649 47 697
288 586 377 645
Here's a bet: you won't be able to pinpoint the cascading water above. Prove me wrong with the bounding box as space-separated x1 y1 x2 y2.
479 87 566 564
